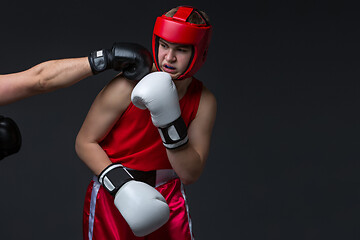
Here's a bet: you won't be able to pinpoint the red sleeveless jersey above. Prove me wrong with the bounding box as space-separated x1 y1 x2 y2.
99 78 203 171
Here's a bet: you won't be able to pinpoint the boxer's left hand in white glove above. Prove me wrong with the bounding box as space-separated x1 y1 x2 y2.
131 72 188 149
98 163 170 237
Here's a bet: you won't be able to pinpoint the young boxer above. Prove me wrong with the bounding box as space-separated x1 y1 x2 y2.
76 6 216 239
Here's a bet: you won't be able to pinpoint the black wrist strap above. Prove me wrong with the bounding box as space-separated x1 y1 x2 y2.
88 49 109 74
158 116 188 149
98 163 134 196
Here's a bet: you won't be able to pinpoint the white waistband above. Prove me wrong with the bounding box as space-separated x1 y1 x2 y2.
154 169 178 187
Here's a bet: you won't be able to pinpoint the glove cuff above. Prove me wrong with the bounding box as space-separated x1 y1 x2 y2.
158 116 188 149
98 163 134 196
88 49 111 74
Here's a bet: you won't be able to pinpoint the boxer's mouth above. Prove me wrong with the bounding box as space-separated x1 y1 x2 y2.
164 64 175 70
163 64 177 74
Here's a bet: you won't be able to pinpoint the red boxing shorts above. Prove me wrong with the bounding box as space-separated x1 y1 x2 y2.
83 170 194 240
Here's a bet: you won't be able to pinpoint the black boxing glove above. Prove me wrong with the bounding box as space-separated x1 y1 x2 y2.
0 115 21 160
88 42 153 81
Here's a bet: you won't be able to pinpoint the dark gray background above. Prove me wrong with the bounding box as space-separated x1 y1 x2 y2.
1 0 360 239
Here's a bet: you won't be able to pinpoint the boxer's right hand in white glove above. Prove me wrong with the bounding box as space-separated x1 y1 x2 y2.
131 72 189 149
98 163 170 237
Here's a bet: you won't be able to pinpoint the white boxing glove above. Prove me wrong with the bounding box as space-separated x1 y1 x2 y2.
98 163 170 237
131 72 188 149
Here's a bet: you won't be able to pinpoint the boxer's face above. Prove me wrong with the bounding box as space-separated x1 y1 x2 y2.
158 38 192 79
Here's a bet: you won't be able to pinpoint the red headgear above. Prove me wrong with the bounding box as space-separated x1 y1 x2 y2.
152 6 212 80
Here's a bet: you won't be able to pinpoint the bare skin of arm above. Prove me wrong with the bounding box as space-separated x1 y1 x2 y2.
75 76 135 176
167 83 217 185
0 57 92 106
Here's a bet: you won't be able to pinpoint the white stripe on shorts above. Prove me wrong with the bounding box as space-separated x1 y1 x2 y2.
88 177 101 240
181 183 195 240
